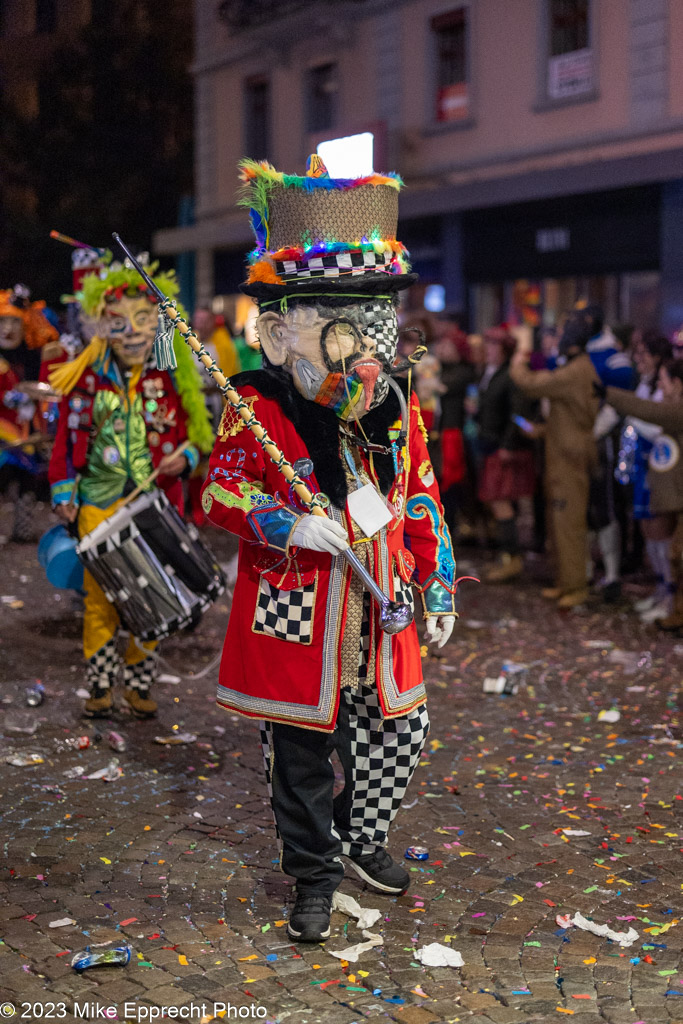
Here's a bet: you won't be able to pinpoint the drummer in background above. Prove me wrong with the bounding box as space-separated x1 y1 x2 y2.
48 257 213 719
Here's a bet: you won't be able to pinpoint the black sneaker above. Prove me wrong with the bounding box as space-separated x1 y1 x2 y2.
601 580 622 604
343 849 409 894
287 892 332 942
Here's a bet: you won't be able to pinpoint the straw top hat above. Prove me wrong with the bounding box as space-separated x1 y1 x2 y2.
239 155 417 300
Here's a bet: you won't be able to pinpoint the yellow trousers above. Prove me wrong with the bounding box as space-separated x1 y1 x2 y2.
78 499 157 664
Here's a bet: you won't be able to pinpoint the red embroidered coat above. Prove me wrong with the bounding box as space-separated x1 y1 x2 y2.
201 374 457 732
49 362 198 512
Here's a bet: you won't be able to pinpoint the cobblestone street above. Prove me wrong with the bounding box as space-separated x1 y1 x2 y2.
2 506 683 1024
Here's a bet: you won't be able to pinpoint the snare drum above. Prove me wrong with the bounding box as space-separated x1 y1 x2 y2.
77 489 225 641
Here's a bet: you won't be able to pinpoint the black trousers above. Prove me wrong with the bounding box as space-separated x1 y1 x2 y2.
260 685 429 894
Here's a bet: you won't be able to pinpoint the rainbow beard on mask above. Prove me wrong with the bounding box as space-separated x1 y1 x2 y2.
313 364 381 420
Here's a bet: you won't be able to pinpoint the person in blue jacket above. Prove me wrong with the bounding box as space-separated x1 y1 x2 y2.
581 305 636 601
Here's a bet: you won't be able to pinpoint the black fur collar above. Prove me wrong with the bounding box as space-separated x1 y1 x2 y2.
234 368 406 509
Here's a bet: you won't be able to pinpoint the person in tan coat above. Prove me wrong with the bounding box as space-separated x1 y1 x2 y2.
510 311 600 608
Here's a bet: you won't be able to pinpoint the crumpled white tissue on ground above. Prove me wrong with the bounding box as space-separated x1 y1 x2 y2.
329 930 383 962
415 942 464 967
332 891 381 930
556 911 639 947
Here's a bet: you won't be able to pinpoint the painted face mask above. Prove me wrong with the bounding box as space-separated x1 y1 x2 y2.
0 314 24 351
257 298 398 420
103 293 157 368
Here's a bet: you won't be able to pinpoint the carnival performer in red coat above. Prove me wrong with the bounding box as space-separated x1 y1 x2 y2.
200 157 460 942
48 259 213 718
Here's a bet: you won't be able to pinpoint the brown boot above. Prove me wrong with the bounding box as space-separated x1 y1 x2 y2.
84 639 120 717
542 587 563 600
557 588 589 609
83 689 113 718
486 553 523 582
123 688 158 718
122 656 157 716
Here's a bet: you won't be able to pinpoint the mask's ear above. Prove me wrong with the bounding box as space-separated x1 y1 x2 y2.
256 311 289 366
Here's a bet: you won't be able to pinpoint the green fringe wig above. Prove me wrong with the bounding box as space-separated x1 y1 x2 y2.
79 263 214 455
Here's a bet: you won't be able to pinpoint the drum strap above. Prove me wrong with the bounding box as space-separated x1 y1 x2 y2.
84 404 118 470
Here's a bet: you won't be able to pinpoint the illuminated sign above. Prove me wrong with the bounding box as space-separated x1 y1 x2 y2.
316 132 374 178
536 227 571 253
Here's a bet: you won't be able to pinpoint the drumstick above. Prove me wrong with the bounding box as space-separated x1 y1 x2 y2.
49 230 105 254
119 441 190 510
66 475 81 510
1 432 51 450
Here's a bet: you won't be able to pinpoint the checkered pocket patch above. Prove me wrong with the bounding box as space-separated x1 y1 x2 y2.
253 577 316 644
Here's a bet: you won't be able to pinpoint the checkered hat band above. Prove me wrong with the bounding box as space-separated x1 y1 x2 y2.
276 249 390 281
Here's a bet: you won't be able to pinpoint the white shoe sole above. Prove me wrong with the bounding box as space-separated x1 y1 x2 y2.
342 855 409 894
640 602 672 623
286 923 330 941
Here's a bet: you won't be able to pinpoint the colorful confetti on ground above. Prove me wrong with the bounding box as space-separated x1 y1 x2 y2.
1 510 683 1022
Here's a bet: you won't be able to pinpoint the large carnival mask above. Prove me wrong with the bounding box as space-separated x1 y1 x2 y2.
257 298 398 420
0 314 23 351
239 157 415 412
103 292 157 368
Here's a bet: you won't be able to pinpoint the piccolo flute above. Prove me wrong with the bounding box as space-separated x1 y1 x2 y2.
112 233 412 635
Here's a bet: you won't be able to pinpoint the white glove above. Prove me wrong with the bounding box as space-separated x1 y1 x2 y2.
425 615 456 649
291 515 349 554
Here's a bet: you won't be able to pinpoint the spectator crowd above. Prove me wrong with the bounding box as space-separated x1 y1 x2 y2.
4 282 683 635
401 302 683 630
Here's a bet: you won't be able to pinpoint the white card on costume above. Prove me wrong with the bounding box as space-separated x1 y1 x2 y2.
347 483 394 537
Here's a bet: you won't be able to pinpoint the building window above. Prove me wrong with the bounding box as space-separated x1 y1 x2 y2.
244 76 270 160
35 0 58 33
546 0 594 102
549 0 589 55
432 8 469 123
306 62 337 133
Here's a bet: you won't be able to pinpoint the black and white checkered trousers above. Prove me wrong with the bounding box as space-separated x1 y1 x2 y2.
333 685 429 857
86 638 120 693
123 655 156 693
260 684 428 861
